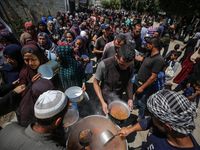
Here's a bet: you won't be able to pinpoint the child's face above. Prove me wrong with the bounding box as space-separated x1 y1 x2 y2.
170 53 177 60
75 39 83 49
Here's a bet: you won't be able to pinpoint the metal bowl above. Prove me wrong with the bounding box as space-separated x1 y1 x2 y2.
63 107 79 128
65 86 84 102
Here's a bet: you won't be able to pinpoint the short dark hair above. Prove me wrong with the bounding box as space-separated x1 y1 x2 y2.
156 30 161 35
114 34 126 44
117 44 135 62
174 44 180 50
35 101 69 127
94 23 100 27
147 37 159 48
135 24 142 28
173 51 182 58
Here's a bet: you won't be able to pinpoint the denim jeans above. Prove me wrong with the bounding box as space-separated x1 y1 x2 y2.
133 89 152 119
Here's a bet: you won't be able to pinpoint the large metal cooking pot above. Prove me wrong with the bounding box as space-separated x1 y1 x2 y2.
67 115 128 150
108 100 130 125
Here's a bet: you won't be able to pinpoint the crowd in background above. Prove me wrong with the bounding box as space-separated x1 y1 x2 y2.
0 7 200 149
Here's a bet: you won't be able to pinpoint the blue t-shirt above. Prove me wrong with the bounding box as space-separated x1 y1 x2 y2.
139 117 200 150
183 87 200 106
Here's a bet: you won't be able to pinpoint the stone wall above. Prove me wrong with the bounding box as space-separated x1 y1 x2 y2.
0 0 69 25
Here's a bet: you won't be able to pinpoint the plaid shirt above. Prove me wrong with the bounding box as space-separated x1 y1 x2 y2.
103 41 114 52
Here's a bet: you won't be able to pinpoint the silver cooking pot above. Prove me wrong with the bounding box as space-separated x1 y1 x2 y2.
67 115 128 150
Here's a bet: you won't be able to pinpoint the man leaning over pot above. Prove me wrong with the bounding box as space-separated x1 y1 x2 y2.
93 44 135 114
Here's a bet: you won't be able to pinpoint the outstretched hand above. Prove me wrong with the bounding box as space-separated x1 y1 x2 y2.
13 84 26 94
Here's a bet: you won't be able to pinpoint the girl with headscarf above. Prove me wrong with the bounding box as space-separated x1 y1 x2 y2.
70 35 87 56
19 44 63 97
24 22 38 42
37 32 57 53
70 36 89 67
47 21 62 45
59 30 75 45
37 21 50 34
20 33 33 46
0 44 23 86
55 43 86 91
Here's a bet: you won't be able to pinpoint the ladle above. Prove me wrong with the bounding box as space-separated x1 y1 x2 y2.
99 130 121 146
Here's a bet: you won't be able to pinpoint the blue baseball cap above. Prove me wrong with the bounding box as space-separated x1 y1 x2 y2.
103 24 110 30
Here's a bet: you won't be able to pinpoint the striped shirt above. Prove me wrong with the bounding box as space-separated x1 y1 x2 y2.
146 26 156 37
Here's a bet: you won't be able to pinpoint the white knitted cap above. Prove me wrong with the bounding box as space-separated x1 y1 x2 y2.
34 90 68 119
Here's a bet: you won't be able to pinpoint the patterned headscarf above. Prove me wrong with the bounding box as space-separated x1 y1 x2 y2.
56 45 85 89
147 89 196 135
0 29 20 46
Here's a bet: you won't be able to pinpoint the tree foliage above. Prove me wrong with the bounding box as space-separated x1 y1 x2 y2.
120 0 135 10
109 0 120 10
120 0 200 17
100 0 110 9
158 0 200 17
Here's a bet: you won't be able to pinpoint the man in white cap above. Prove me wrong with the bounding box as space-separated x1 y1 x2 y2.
119 90 200 149
0 90 69 150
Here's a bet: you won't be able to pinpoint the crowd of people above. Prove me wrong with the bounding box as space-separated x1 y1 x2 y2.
0 7 200 149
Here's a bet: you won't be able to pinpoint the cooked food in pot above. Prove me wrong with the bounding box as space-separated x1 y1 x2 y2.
79 129 93 143
110 107 128 120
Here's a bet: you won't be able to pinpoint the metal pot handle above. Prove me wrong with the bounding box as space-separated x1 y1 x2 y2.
83 91 90 101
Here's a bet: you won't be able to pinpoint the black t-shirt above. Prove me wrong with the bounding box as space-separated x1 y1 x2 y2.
94 36 108 61
125 32 142 52
135 53 164 88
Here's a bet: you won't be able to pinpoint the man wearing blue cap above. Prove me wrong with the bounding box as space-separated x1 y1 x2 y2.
93 24 110 62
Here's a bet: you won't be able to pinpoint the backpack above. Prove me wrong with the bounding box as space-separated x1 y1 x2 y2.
165 61 174 79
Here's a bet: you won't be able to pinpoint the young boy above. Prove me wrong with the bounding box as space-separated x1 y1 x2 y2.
164 44 180 62
165 51 181 80
183 80 200 110
151 61 169 93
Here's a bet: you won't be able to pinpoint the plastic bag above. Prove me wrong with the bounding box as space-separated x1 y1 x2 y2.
85 61 93 74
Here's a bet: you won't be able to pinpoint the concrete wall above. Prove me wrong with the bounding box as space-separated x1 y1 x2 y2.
0 0 69 25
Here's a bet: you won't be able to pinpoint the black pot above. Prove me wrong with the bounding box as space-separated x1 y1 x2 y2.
108 112 127 125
